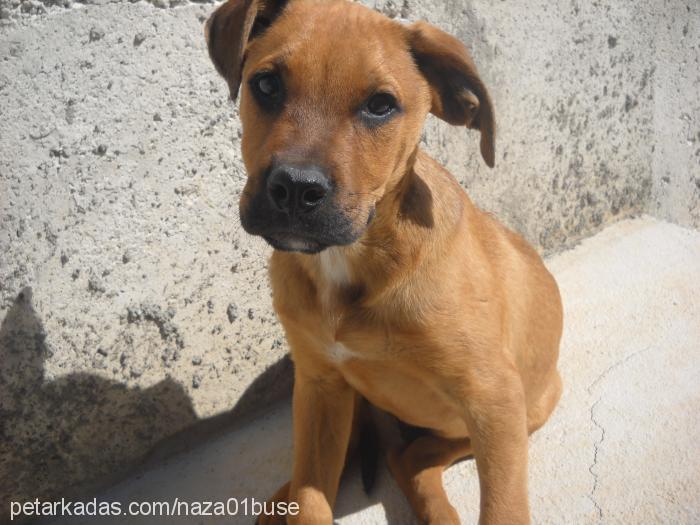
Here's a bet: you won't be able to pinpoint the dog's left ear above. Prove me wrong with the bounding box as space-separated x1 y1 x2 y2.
205 0 288 99
408 21 496 168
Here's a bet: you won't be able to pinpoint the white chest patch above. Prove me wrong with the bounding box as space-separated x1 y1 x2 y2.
319 247 351 287
326 342 358 363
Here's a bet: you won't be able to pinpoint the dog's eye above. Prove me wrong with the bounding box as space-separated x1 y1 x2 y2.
365 93 397 117
361 93 400 127
250 72 283 108
255 73 280 97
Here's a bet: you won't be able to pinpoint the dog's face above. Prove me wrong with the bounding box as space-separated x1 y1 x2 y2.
236 2 430 253
207 0 495 253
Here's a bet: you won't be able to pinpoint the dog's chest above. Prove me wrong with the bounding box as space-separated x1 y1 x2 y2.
327 338 469 438
302 254 468 437
325 341 361 363
312 249 398 362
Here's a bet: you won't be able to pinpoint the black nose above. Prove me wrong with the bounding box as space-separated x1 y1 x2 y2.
266 165 330 214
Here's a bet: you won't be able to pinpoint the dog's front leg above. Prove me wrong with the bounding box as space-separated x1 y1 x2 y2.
287 362 355 525
465 367 530 525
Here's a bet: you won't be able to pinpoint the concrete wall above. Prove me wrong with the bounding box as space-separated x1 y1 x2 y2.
650 2 700 227
0 0 698 516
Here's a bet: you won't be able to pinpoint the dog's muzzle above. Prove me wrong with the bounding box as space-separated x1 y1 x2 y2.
240 163 361 254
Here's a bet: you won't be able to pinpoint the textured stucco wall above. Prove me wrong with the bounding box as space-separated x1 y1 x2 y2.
650 2 700 227
0 0 698 516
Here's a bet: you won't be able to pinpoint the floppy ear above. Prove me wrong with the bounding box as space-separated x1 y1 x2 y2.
205 0 288 99
408 21 496 168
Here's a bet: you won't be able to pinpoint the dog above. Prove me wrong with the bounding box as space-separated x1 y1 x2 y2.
205 1 563 523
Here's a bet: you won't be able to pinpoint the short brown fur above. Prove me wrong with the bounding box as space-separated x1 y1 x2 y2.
206 1 563 523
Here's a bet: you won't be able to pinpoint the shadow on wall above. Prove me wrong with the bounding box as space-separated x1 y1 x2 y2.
0 287 293 523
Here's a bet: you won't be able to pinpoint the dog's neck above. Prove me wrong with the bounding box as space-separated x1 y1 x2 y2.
317 246 354 288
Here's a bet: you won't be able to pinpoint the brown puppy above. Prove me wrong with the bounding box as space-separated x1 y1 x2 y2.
206 1 563 524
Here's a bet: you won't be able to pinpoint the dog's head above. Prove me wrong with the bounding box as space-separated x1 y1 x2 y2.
206 0 495 253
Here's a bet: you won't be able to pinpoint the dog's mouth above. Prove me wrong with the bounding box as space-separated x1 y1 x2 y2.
248 206 376 254
262 232 329 254
240 191 373 253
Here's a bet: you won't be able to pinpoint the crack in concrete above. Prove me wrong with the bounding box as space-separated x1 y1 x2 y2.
586 345 651 395
584 348 650 522
586 346 651 523
588 398 605 523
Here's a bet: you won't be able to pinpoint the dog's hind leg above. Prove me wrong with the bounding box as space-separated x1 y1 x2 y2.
387 434 472 525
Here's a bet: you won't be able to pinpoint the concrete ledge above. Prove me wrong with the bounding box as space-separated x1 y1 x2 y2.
44 217 700 524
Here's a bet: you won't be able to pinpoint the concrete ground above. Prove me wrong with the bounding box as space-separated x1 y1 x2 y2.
48 217 700 525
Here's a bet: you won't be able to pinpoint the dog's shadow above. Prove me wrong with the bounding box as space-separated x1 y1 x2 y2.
1 286 452 524
0 288 201 522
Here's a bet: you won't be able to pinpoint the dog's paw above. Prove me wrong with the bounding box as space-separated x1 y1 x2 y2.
255 507 288 525
424 505 461 525
255 514 286 525
255 481 291 525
